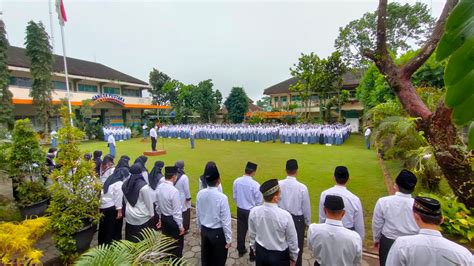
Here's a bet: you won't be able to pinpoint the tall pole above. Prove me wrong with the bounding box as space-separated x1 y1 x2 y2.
60 23 73 125
48 0 55 53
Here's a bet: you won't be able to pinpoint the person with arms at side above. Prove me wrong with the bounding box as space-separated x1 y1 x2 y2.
100 155 115 184
364 127 371 149
121 163 155 242
386 196 473 266
174 160 191 233
372 169 419 266
196 164 232 266
148 160 165 229
134 156 149 183
249 179 299 266
319 166 365 240
190 126 196 149
233 161 262 260
309 195 362 266
93 150 103 177
155 166 185 258
108 132 116 157
150 125 158 151
278 159 311 266
199 161 223 192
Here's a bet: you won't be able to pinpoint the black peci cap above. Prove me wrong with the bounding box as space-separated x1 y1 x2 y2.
396 169 417 192
324 195 345 211
413 196 441 216
334 166 349 180
165 166 178 176
246 161 258 172
260 179 280 197
286 159 298 171
204 165 220 182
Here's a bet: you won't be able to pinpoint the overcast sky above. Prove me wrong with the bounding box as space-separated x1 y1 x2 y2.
2 0 445 101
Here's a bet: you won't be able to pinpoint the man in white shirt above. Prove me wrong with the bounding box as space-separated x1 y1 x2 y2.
364 127 372 149
142 124 148 139
249 179 299 266
150 125 158 151
233 162 262 260
107 133 116 157
279 159 311 266
174 160 191 233
196 164 232 266
372 169 419 266
155 166 185 258
308 195 362 266
386 196 473 266
319 166 365 240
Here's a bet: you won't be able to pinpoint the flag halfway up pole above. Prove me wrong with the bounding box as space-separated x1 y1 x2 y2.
55 0 73 125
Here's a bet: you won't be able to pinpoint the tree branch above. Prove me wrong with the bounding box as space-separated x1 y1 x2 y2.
376 0 389 56
402 0 459 77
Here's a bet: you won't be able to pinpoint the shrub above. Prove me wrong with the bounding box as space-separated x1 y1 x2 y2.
0 217 49 264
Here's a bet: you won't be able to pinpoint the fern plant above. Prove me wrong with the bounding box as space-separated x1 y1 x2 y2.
75 228 186 266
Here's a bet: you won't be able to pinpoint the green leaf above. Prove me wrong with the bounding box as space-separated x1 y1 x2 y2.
469 122 474 150
444 38 474 86
452 93 474 125
445 70 474 108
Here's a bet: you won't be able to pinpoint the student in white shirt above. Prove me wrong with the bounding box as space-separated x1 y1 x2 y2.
150 125 158 151
386 196 473 266
174 160 191 232
364 127 372 149
108 133 116 157
372 169 419 266
199 161 223 192
99 155 115 183
308 195 362 266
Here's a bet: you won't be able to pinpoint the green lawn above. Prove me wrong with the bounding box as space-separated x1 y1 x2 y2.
80 134 387 247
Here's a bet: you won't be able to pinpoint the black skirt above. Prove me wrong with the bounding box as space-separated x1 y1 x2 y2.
125 219 153 243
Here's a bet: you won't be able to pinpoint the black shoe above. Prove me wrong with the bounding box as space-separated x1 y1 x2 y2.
249 250 256 262
238 249 247 257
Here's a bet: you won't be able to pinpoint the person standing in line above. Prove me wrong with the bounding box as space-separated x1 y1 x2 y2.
199 161 223 192
121 163 155 242
319 166 365 240
174 160 191 233
372 169 419 266
196 164 232 266
108 132 116 157
93 150 103 177
150 125 158 151
155 166 185 258
190 126 195 149
386 196 473 266
278 159 311 266
364 127 372 149
308 195 362 266
50 129 58 148
149 160 165 228
232 162 262 260
249 179 299 266
99 155 115 183
142 123 148 139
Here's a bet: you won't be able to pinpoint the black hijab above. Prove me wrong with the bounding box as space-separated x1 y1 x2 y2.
149 161 164 190
93 150 103 175
175 160 185 181
104 167 130 194
200 161 216 189
134 156 148 172
100 154 115 176
122 164 147 207
116 156 130 170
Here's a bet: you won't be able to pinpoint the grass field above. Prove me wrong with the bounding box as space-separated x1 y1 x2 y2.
80 134 388 247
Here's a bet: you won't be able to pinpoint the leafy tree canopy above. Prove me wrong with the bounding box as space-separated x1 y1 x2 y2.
148 68 171 105
0 20 13 129
224 87 249 123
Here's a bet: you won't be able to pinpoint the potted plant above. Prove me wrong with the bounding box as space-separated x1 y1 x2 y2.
8 119 50 218
47 107 102 262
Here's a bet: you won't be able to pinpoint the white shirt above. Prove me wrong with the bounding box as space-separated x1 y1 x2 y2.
150 127 157 138
175 174 191 211
199 178 223 192
100 181 124 210
233 175 262 210
155 180 183 228
364 128 371 136
249 202 300 261
196 187 232 244
308 219 362 266
386 229 473 266
372 192 419 241
108 134 116 146
278 176 312 225
100 167 115 184
124 185 155 225
319 185 365 239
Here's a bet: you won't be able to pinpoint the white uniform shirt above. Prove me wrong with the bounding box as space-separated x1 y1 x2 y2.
319 185 365 239
279 176 312 225
124 185 155 225
150 127 157 138
100 181 124 210
199 178 223 193
196 187 232 244
108 134 116 146
100 167 115 184
386 229 474 266
233 175 263 211
308 219 362 266
175 174 191 211
372 192 419 242
364 128 371 137
249 202 300 261
155 180 183 228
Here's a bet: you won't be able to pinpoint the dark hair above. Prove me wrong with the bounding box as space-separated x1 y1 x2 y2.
286 169 297 175
165 173 175 180
245 168 255 175
335 176 349 185
399 186 413 194
263 190 279 202
206 178 219 187
325 208 345 216
416 211 442 225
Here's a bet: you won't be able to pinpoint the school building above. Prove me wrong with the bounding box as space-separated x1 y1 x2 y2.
7 45 168 130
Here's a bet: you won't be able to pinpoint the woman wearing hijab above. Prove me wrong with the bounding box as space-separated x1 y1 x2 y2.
134 156 149 183
149 161 165 229
199 161 223 192
116 156 130 170
98 167 129 245
100 155 115 184
122 163 155 242
174 160 191 232
93 150 103 176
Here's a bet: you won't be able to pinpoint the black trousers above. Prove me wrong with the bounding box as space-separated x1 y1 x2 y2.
125 219 152 243
255 243 290 266
379 234 396 266
161 215 184 258
237 208 250 253
151 137 157 151
182 208 191 231
98 207 123 245
291 214 305 266
201 226 228 266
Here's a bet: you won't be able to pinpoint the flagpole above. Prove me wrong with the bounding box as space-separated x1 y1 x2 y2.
59 23 73 126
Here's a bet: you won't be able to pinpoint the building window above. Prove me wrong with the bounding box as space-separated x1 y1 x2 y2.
10 77 33 88
53 81 67 90
103 86 120 95
281 96 287 102
78 84 98 93
291 95 301 102
122 88 141 97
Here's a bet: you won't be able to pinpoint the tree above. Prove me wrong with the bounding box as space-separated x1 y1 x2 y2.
224 87 249 123
327 90 350 122
25 21 53 133
256 96 271 111
148 68 171 105
0 20 13 129
161 79 181 107
363 0 473 207
317 52 347 121
193 79 220 123
335 2 435 68
175 84 196 123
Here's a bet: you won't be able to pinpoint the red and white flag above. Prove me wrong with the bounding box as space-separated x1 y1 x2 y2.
56 0 67 25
